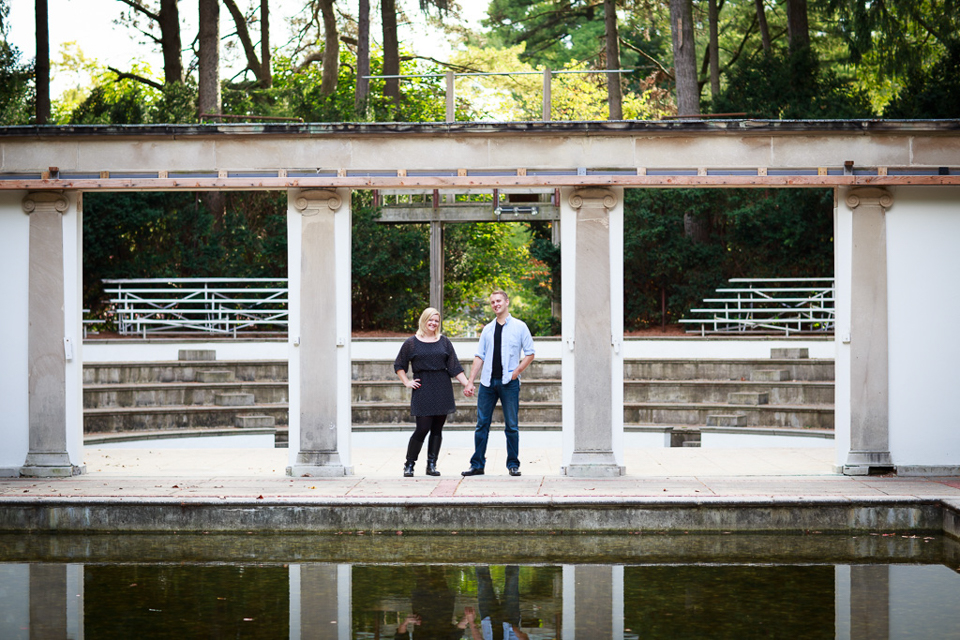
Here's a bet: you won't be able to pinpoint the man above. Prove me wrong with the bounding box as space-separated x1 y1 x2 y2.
462 290 535 477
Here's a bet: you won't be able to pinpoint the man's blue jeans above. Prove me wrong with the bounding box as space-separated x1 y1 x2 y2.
470 378 520 470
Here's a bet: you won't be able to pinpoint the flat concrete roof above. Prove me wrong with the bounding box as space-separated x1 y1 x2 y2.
3 119 960 139
2 119 959 191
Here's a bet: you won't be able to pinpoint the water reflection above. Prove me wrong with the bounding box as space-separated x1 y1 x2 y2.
2 542 960 639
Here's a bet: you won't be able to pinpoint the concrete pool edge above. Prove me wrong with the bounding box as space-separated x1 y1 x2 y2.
1 496 958 539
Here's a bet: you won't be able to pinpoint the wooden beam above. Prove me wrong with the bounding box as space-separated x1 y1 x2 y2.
2 174 959 191
379 204 560 222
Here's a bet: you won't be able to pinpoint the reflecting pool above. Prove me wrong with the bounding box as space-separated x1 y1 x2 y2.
2 533 959 639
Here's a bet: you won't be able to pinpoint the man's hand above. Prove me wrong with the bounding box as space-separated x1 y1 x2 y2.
512 626 529 640
463 382 475 396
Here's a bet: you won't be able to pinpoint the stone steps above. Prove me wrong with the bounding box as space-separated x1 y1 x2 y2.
83 351 836 438
86 378 832 409
353 358 835 382
350 379 835 405
83 381 289 409
83 360 288 384
625 402 834 429
352 360 563 381
84 403 289 432
623 359 834 382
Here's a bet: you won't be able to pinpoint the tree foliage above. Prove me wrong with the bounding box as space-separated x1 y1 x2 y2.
0 0 33 124
82 190 288 312
710 47 873 119
883 40 960 119
623 188 835 329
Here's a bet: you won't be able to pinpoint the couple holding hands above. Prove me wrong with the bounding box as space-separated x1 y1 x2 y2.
393 290 535 478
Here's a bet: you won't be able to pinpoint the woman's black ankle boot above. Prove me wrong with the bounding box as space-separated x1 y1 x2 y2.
425 434 442 476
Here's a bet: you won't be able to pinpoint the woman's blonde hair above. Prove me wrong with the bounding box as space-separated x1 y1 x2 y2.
416 307 442 338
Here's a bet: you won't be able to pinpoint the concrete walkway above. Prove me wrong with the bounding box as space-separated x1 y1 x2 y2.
3 447 959 500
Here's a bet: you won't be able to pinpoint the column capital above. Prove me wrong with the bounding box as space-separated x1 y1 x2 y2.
293 189 343 216
568 188 618 211
845 188 893 210
22 191 69 215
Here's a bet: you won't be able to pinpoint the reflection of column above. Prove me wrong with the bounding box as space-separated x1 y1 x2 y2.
848 565 889 640
30 564 67 639
297 564 351 640
0 565 29 638
561 188 624 477
430 219 444 314
20 191 85 477
287 189 352 476
842 188 894 475
66 564 83 640
561 565 624 640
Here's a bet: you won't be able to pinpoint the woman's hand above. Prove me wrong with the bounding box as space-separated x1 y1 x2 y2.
398 614 421 632
404 377 421 390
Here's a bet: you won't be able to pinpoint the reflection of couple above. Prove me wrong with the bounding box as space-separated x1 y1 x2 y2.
394 566 528 640
468 566 529 640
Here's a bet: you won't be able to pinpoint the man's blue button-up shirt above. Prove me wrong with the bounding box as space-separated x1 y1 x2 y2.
475 314 535 386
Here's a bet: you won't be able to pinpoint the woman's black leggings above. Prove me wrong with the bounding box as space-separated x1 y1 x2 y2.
406 414 447 461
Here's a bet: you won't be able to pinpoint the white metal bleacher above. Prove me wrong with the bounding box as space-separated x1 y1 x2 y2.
679 277 835 335
94 278 289 337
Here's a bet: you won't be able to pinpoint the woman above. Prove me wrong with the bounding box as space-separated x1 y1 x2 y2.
394 307 472 477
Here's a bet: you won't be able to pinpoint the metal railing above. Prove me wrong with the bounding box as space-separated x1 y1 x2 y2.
679 277 835 335
97 278 289 337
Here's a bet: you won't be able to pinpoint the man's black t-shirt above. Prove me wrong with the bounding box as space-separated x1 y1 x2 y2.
491 321 504 380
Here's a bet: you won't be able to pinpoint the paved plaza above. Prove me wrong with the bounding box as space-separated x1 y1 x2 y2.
3 447 959 501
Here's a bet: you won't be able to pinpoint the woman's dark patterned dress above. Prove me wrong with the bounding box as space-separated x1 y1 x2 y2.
393 335 464 417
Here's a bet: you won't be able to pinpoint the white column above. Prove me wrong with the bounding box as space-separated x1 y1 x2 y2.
287 189 353 477
837 187 894 475
20 191 85 477
560 187 624 477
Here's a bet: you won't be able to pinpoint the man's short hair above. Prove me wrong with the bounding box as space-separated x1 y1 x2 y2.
490 289 509 303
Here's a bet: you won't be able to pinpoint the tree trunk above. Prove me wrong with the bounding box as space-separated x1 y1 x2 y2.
754 0 771 53
318 0 339 96
604 0 622 120
159 0 184 84
261 1 271 88
670 0 700 116
198 0 221 118
708 0 720 100
786 0 810 52
35 0 50 124
224 0 270 87
382 0 400 105
355 0 371 116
